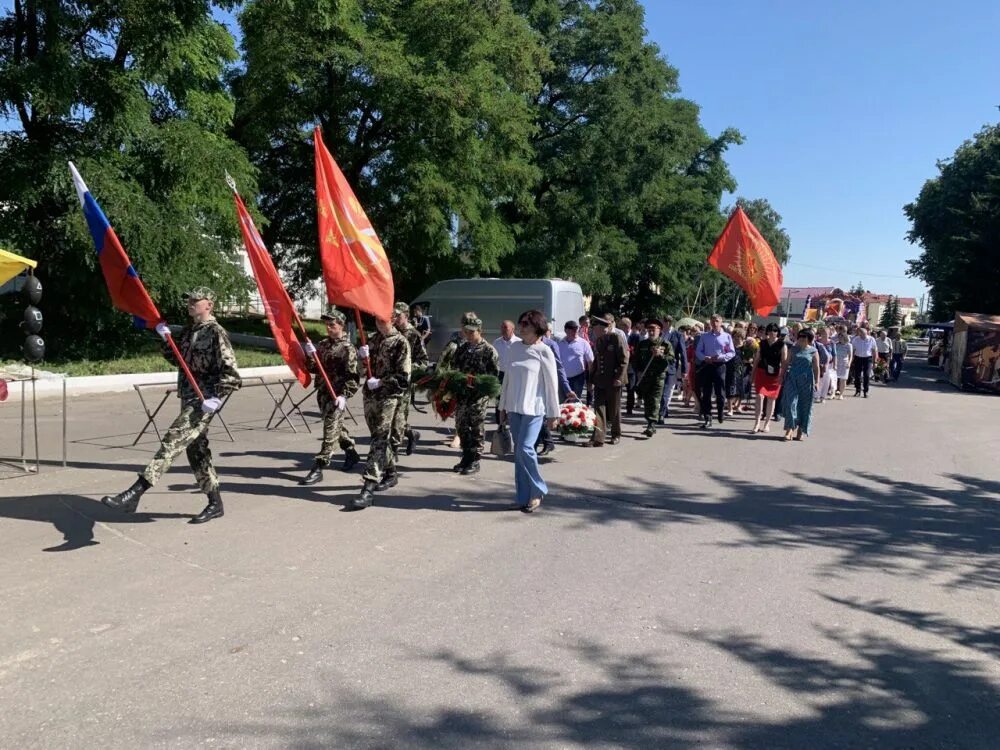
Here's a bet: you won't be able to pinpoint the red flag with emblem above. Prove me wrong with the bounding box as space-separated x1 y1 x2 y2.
314 127 394 321
232 191 311 388
708 207 783 315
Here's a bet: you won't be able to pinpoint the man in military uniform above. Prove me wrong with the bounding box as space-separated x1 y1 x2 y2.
352 316 411 510
451 313 499 475
587 314 628 447
101 288 241 523
392 301 428 455
633 319 673 437
299 308 362 485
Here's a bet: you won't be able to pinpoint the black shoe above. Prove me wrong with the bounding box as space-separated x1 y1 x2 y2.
299 461 324 486
460 457 481 475
700 416 711 429
854 390 861 397
643 425 655 437
375 472 398 491
863 392 868 398
190 490 224 524
657 416 666 425
101 476 150 513
342 449 361 472
537 442 556 456
405 430 420 456
608 436 620 445
453 451 472 472
348 481 376 511
717 414 725 424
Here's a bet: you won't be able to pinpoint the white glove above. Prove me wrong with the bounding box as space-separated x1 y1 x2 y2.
358 345 370 360
201 397 223 414
155 322 171 340
366 377 381 391
303 342 317 356
335 395 347 411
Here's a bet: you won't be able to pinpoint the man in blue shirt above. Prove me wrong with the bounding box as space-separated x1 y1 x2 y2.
694 314 735 428
658 315 688 423
558 320 594 397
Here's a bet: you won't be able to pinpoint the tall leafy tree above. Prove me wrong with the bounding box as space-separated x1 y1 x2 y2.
0 0 255 358
905 124 1000 319
232 0 546 301
506 0 744 318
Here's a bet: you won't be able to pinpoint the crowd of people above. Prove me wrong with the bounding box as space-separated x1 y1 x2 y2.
97 289 909 521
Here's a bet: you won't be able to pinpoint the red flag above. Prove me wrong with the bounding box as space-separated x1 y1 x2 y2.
708 207 783 315
232 191 311 388
69 162 162 328
314 127 394 321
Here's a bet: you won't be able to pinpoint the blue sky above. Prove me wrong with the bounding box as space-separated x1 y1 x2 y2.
644 0 1000 302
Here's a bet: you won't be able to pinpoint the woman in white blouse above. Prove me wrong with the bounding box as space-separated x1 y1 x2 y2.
497 309 560 513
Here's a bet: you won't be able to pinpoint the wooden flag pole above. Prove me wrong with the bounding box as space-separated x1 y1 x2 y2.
354 309 373 378
292 319 338 400
164 332 205 403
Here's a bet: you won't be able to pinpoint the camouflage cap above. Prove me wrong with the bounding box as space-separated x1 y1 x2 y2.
461 313 483 331
321 307 346 324
393 301 411 316
184 286 216 303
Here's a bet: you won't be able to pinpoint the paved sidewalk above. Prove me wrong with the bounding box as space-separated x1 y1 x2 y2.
1 353 998 748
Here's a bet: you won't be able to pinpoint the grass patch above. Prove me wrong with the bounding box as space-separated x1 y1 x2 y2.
3 342 285 377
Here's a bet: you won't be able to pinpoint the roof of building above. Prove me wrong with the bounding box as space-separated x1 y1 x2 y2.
862 293 917 306
784 286 838 298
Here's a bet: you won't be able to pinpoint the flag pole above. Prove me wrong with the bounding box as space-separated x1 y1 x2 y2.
354 309 374 378
164 331 206 402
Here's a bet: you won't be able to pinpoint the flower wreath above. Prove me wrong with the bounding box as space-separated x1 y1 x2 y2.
558 402 596 440
411 366 501 420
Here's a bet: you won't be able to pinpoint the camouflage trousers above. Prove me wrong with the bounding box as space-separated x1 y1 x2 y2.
140 404 218 493
314 399 355 466
455 397 489 456
638 379 665 425
390 387 415 448
363 394 403 483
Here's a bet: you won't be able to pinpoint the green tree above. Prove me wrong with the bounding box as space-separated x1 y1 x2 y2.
0 0 255 359
849 281 867 296
232 0 545 301
905 124 1000 319
878 295 900 328
505 0 743 319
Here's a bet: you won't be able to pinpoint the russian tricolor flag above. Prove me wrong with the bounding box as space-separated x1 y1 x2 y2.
69 162 162 329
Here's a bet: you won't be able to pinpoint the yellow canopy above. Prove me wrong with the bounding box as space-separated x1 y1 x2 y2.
0 248 37 287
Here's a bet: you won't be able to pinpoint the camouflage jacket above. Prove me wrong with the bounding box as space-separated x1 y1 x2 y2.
164 316 242 405
307 335 360 401
365 328 411 400
396 322 429 368
453 340 500 379
634 336 673 387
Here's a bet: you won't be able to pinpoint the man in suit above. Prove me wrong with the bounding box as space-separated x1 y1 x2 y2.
587 314 628 447
658 315 688 423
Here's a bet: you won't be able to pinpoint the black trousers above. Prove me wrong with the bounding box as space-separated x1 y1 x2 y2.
852 356 872 394
698 363 726 419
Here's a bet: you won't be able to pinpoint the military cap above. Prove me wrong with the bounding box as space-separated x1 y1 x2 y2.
461 313 483 331
393 301 411 316
590 315 611 328
321 307 346 324
184 286 216 303
645 317 663 328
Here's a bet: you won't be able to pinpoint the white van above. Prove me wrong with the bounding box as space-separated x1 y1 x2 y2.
412 278 586 359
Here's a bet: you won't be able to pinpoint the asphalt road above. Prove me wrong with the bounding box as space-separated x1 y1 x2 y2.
1 350 998 749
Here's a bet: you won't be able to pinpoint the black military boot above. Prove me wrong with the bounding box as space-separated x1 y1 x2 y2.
299 461 324 486
101 476 150 513
190 489 224 524
342 448 362 471
453 451 471 472
460 454 481 475
375 470 398 491
405 429 420 456
643 423 655 438
348 481 377 511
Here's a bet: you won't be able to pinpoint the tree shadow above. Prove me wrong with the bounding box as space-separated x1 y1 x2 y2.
179 627 1000 749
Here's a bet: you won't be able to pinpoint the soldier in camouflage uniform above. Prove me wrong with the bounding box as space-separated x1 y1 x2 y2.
101 287 242 523
299 308 362 485
351 316 411 510
392 301 429 456
633 319 673 438
451 313 499 475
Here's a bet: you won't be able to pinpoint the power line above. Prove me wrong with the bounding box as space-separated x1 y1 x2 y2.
785 261 913 279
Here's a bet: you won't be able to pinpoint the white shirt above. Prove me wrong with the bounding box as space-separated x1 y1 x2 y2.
876 338 892 354
498 342 560 418
852 335 877 358
492 334 522 372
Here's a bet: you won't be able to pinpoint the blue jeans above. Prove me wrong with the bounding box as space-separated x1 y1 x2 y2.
890 353 904 381
509 412 548 504
567 372 586 398
660 370 679 418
